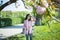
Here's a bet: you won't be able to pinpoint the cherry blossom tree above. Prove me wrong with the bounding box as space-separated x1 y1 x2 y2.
0 0 60 26
22 0 60 26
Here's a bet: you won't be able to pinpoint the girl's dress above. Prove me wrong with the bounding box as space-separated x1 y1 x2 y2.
24 20 32 34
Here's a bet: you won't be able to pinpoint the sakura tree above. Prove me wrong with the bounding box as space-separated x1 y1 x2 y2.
22 0 60 26
22 0 49 26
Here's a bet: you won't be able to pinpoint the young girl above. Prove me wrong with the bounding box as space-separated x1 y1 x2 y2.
24 14 35 40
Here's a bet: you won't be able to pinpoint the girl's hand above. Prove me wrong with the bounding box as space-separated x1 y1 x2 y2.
31 17 36 21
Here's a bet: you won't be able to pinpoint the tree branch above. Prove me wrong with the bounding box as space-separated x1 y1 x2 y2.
22 0 28 9
0 0 17 11
0 1 13 11
51 16 60 23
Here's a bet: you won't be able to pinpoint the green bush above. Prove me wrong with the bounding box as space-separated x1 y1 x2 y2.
0 18 12 28
0 11 27 27
0 17 25 28
11 18 22 25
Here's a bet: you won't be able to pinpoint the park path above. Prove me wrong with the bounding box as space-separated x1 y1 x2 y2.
0 24 23 40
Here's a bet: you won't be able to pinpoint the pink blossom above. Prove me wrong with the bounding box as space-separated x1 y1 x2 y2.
36 6 46 14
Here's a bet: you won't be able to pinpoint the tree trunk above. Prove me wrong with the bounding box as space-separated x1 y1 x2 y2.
35 14 42 26
0 1 13 11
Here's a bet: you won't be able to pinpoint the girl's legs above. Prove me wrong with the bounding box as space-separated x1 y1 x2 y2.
26 34 29 40
29 34 32 40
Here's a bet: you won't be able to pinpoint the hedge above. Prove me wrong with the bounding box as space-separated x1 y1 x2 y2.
0 18 12 27
0 11 27 28
0 17 25 28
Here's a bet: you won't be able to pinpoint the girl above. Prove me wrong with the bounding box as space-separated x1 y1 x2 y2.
24 14 35 40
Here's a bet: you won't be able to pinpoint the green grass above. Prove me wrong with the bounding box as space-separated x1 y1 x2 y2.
5 23 60 40
33 23 60 40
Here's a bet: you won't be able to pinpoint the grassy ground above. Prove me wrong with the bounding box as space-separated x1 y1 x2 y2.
5 23 60 40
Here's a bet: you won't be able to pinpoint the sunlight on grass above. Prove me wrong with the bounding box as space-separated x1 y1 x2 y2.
5 23 60 40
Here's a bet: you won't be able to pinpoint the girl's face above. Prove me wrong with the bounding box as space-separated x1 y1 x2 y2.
27 15 31 20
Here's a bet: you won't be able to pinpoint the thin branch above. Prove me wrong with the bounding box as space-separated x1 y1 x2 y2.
51 16 60 23
22 0 28 9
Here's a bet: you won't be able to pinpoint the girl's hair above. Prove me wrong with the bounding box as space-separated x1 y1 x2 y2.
25 14 31 21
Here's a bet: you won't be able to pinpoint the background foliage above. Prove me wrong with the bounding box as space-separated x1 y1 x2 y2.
0 11 27 27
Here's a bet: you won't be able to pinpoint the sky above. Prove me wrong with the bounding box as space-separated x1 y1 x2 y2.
1 0 32 12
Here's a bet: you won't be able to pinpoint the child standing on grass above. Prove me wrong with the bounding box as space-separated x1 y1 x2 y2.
24 14 35 40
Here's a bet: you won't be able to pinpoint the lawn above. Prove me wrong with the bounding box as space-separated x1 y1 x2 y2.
4 23 60 40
